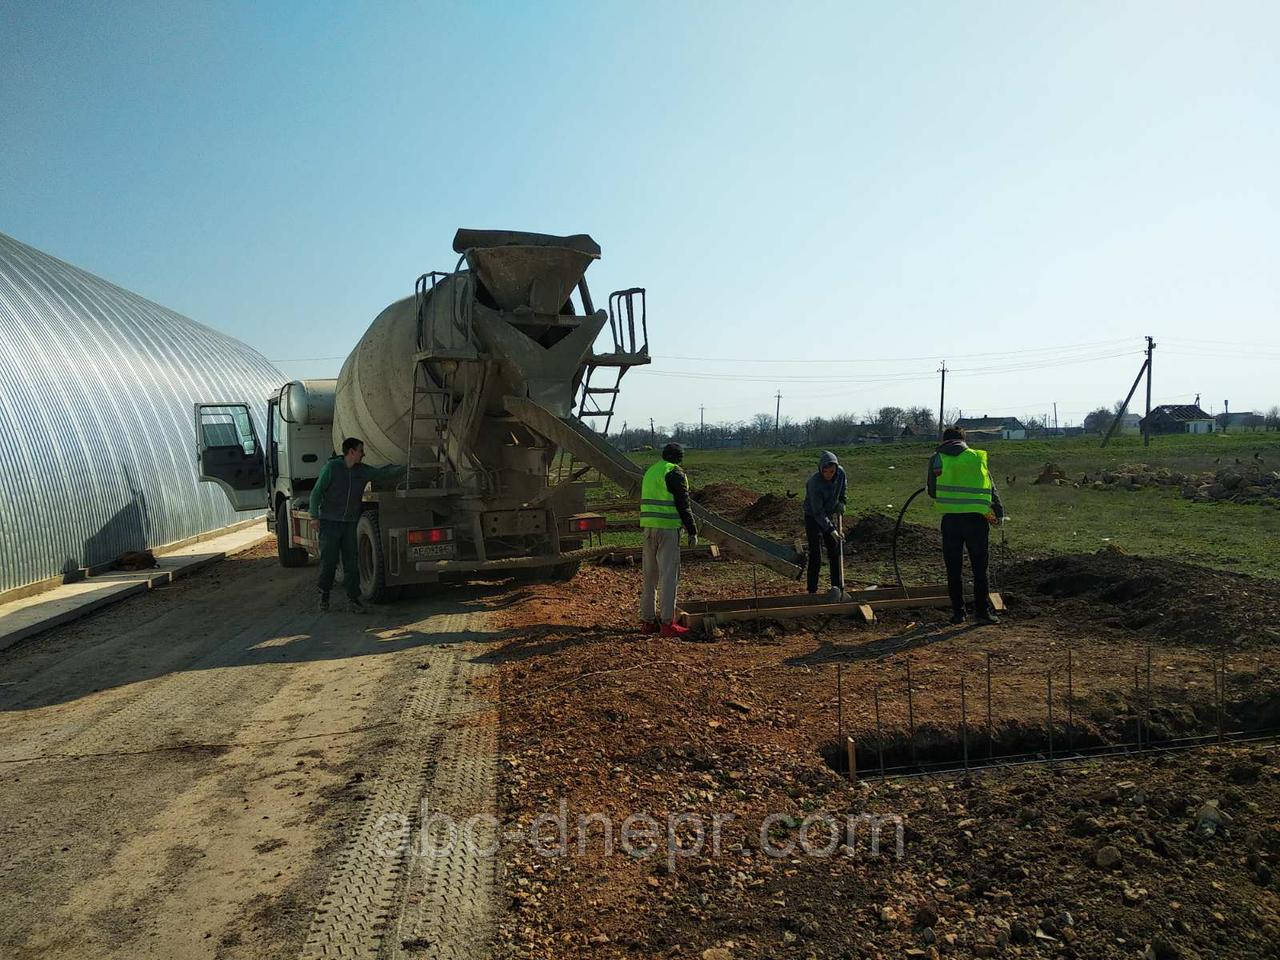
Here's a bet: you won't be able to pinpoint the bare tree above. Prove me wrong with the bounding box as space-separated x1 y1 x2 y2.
1022 414 1049 438
905 406 937 435
1266 405 1280 431
750 412 774 445
873 406 906 437
1083 406 1113 434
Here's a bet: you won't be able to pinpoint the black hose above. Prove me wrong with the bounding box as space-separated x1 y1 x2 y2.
893 487 928 590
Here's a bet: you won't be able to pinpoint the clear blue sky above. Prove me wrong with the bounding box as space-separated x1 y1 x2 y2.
3 1 1277 429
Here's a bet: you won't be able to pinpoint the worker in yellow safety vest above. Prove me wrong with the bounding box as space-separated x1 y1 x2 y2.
639 443 699 637
927 425 1006 626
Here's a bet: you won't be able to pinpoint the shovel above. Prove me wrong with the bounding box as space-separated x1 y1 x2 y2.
834 513 845 599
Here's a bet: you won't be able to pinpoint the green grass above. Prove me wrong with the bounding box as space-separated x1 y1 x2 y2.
591 433 1280 580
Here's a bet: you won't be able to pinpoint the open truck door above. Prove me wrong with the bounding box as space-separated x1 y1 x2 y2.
195 402 267 511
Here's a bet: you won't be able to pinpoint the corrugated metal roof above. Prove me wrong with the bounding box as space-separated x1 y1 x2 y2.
0 231 282 592
1147 404 1214 422
957 416 1026 430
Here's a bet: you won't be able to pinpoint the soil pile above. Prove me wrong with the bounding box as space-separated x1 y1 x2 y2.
1033 462 1068 485
1004 550 1280 647
842 511 941 562
742 492 793 523
690 482 760 517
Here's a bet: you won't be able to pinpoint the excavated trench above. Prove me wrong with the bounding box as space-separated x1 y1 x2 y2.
821 684 1280 778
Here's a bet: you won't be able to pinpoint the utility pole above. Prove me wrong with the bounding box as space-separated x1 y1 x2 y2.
1142 335 1155 447
937 362 947 438
699 405 705 449
649 417 655 446
1103 338 1154 448
1053 402 1058 433
774 390 782 447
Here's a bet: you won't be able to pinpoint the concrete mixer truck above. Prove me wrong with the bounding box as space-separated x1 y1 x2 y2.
196 228 802 601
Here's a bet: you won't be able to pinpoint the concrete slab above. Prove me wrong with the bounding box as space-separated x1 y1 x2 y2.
0 524 271 653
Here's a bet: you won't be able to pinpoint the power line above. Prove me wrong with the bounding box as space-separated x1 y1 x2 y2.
650 337 1138 365
632 349 1137 384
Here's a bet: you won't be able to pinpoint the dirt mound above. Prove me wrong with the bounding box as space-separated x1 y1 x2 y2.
1004 551 1280 648
1033 462 1069 485
742 492 792 523
690 482 759 517
842 511 941 561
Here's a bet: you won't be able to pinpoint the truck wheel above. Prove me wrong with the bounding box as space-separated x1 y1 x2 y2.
356 511 398 603
550 561 580 582
276 502 309 567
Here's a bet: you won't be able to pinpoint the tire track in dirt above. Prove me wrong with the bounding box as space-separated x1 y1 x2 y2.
0 547 501 960
298 612 497 960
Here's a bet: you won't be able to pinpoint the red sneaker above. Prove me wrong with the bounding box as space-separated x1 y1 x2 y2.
639 620 660 635
659 621 690 638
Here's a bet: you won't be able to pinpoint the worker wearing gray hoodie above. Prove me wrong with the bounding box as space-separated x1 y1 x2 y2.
803 451 847 596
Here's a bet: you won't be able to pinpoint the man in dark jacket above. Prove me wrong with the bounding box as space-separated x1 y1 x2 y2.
803 451 847 598
309 437 405 613
927 426 1006 625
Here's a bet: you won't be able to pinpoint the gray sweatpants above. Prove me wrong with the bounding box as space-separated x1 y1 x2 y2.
640 527 682 623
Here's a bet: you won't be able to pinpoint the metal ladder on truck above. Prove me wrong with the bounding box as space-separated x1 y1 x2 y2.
553 288 650 485
402 269 472 493
575 288 650 435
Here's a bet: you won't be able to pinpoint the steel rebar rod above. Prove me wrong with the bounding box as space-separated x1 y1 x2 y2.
1146 645 1153 750
906 660 917 769
1067 648 1074 752
986 652 994 760
961 675 969 774
1133 662 1142 750
837 662 843 747
874 685 885 776
1218 653 1226 744
1047 671 1054 760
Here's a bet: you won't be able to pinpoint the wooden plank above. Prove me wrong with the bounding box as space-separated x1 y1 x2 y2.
678 601 877 627
675 591 1004 628
593 544 721 564
680 584 952 615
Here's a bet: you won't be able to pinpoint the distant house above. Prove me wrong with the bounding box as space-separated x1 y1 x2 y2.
955 416 1026 440
1140 404 1216 435
963 429 1005 443
1217 411 1265 432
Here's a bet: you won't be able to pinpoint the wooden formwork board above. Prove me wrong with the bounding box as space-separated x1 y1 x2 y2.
676 588 1005 629
594 544 721 564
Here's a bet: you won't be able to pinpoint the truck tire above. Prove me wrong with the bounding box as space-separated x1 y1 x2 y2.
276 501 309 567
356 511 398 603
511 561 580 584
550 561 580 582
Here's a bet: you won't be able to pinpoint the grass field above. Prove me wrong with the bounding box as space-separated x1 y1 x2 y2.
592 432 1280 580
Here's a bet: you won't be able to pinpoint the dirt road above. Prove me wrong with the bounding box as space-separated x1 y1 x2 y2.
0 542 501 960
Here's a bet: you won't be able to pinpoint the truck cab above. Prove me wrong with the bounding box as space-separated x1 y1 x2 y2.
195 380 336 567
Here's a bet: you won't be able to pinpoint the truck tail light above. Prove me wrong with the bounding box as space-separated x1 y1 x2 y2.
568 515 606 533
407 527 453 545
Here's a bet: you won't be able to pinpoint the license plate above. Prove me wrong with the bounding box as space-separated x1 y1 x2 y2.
410 543 454 560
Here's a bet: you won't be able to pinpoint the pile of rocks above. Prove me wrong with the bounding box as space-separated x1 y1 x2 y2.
1082 462 1280 505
